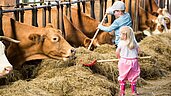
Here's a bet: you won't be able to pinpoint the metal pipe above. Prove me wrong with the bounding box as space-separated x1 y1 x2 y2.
48 1 51 23
0 7 4 36
20 4 24 23
90 0 95 19
42 6 47 27
99 0 103 21
31 5 38 27
56 1 60 29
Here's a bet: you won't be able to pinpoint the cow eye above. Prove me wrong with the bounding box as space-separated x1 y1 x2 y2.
52 36 59 42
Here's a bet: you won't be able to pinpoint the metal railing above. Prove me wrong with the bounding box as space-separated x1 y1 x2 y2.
0 0 170 36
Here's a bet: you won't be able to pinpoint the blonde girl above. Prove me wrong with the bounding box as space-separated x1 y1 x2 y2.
116 26 140 96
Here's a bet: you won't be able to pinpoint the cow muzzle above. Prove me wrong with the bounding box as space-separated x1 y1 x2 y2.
4 66 13 73
0 65 13 77
69 48 77 60
63 48 76 61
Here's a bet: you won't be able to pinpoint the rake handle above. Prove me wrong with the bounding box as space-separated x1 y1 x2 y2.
88 13 107 50
83 56 151 67
97 56 151 62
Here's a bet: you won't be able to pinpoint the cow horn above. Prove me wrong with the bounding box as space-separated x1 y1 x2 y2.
0 36 20 43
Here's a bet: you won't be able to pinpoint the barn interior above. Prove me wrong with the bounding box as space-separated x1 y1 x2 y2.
0 0 171 96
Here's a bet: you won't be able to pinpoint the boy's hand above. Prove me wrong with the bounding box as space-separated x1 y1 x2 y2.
97 24 102 29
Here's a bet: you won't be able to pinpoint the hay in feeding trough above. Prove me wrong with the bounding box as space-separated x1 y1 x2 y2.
94 44 116 54
0 65 118 96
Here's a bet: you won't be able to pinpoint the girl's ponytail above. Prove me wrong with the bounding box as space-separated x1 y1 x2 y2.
125 26 138 49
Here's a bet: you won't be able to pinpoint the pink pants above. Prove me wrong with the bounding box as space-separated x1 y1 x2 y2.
118 58 140 82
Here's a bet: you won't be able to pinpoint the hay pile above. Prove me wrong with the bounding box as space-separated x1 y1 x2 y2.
0 32 171 95
74 45 119 82
139 33 171 80
0 65 117 96
140 33 171 72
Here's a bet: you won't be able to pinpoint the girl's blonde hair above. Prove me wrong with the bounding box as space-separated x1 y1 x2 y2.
120 26 137 49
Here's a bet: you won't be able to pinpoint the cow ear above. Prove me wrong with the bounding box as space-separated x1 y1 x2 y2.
84 38 91 47
29 34 44 43
45 23 54 28
57 29 63 35
84 38 95 50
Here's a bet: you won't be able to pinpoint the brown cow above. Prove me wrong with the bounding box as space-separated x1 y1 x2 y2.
2 16 76 68
67 7 113 46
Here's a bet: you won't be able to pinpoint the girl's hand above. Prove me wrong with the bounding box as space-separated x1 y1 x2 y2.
116 55 120 59
137 47 141 53
116 51 120 59
116 48 121 59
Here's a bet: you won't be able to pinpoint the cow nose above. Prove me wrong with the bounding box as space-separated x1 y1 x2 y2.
4 66 13 73
90 45 97 51
70 48 76 60
71 48 76 54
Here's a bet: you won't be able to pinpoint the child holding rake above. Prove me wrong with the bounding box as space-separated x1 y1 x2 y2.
116 26 140 96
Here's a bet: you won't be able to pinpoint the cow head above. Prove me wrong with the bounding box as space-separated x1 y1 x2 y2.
144 15 170 36
0 36 20 77
93 31 113 46
2 15 76 68
28 27 76 61
0 41 12 77
63 15 96 50
161 8 171 29
144 20 163 36
155 8 171 29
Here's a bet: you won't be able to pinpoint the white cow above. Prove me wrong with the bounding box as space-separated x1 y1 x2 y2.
0 36 20 77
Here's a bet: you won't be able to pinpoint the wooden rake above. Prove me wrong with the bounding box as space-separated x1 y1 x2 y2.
83 56 151 67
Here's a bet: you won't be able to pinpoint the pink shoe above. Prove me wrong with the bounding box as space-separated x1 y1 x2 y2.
119 81 126 96
119 92 125 96
131 82 139 96
132 92 139 96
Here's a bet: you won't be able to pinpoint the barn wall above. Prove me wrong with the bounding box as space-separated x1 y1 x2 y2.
6 0 16 5
0 0 16 6
0 0 16 10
